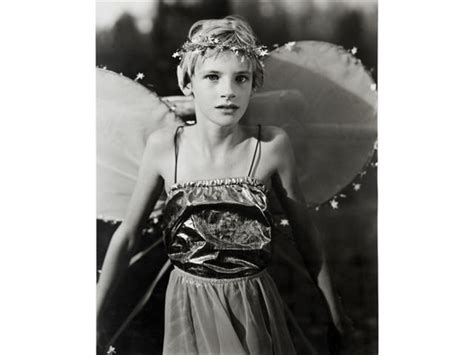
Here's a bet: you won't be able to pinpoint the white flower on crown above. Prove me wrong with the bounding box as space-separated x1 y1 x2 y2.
257 47 269 57
190 35 202 44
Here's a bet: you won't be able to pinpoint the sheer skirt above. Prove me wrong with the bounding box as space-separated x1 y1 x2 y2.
163 267 297 355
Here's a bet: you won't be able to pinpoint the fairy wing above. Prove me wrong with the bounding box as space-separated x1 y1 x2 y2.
243 40 377 205
96 68 182 221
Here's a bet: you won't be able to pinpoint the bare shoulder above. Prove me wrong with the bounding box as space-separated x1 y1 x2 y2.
259 125 296 177
259 125 292 153
241 124 288 143
146 125 179 150
143 124 182 177
241 125 293 181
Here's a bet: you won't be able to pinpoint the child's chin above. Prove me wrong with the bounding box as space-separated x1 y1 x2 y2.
213 111 244 121
212 116 243 126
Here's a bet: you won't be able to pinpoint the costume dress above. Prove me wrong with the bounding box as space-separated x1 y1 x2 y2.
160 124 297 354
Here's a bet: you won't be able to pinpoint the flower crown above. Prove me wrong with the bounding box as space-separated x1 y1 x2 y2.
172 35 268 64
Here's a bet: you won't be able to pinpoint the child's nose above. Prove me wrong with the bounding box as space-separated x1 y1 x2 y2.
219 79 236 99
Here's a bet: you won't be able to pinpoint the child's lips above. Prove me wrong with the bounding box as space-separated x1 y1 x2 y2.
215 104 239 110
215 104 240 115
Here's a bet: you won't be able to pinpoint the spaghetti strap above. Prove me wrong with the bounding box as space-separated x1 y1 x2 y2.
247 124 262 177
174 125 184 184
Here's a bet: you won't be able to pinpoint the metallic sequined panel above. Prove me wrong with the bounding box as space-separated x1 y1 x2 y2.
161 177 273 278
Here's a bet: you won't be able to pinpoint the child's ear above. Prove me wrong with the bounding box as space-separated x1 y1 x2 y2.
181 83 193 96
177 66 193 96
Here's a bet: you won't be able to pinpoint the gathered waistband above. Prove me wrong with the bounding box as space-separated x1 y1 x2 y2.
172 266 269 285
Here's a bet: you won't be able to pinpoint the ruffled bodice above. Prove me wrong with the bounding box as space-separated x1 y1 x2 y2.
161 176 273 278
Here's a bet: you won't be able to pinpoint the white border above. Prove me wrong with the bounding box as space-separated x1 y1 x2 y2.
379 1 474 354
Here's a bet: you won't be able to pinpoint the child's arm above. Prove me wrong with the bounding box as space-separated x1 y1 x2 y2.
96 132 165 321
269 127 353 335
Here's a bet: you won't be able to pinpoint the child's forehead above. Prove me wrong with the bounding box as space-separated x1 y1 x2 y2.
194 51 252 73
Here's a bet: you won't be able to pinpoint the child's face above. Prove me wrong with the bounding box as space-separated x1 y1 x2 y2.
189 51 253 126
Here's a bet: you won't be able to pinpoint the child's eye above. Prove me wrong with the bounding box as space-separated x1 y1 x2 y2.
205 74 219 81
235 75 249 83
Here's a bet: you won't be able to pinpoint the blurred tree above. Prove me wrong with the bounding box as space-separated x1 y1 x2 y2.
334 9 378 82
231 0 291 46
150 0 231 95
96 13 154 81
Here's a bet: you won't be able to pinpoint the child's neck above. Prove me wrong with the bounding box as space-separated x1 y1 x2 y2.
187 121 244 160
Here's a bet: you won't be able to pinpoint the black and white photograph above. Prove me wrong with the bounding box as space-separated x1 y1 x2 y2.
96 1 377 354
3 1 474 355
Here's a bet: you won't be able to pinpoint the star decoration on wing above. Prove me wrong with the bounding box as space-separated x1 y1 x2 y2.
284 41 296 51
329 199 339 209
279 218 289 226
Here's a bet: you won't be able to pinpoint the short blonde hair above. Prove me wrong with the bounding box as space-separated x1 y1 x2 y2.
176 16 265 91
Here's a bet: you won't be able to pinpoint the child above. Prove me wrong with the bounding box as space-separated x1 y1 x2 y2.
97 15 352 354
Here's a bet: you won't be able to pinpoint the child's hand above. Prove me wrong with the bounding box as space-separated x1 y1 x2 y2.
163 95 195 116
